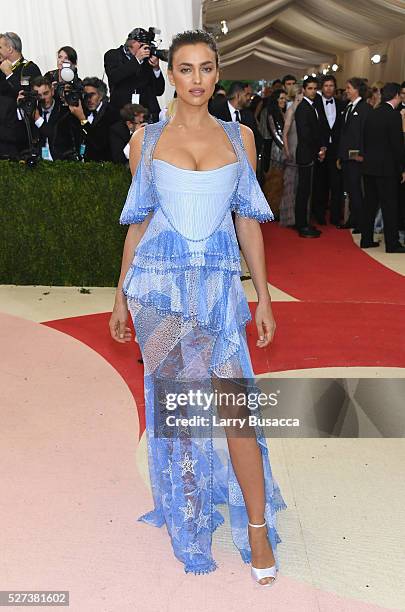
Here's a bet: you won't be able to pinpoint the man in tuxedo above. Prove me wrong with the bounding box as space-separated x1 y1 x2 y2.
210 81 262 151
397 81 405 112
69 77 120 162
362 82 405 253
0 94 20 158
313 74 345 225
110 102 148 164
0 32 41 99
337 77 370 233
294 76 327 237
398 81 405 234
17 76 81 160
104 28 165 121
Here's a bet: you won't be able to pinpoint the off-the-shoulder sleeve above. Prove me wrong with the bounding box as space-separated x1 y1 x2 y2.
119 130 156 224
231 156 274 222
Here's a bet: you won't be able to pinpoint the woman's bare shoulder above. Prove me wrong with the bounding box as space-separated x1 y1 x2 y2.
239 122 255 146
129 126 146 151
239 123 256 162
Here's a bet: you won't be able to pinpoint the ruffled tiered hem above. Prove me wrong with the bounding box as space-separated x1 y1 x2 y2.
136 434 287 576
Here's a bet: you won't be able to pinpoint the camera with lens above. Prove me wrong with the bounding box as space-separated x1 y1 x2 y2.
54 62 84 106
17 75 40 115
127 27 168 62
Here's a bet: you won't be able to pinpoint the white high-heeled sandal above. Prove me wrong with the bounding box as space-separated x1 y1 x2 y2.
248 518 277 587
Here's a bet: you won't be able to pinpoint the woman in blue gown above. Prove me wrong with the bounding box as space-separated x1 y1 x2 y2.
110 30 286 586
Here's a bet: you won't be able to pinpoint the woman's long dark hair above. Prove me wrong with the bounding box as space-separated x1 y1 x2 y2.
267 89 286 125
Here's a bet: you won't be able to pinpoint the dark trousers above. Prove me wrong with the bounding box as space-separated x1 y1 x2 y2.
295 163 314 228
342 160 363 229
313 155 343 224
399 181 405 231
363 175 400 252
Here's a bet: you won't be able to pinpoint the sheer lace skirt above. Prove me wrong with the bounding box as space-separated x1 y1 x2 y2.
128 297 287 575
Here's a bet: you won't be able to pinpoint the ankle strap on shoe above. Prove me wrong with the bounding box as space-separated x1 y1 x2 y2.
248 519 267 528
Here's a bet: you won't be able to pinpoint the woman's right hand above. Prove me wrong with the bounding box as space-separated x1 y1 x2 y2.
109 297 132 343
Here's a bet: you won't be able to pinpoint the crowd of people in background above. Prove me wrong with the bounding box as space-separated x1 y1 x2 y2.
1 29 405 252
0 30 162 163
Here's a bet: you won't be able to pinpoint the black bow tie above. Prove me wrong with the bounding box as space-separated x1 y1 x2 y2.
325 99 334 105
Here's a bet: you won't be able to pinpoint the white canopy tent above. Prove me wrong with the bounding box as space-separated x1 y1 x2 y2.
203 0 405 82
4 0 202 105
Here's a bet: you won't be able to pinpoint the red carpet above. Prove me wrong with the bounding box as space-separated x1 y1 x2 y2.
265 223 405 304
43 223 405 439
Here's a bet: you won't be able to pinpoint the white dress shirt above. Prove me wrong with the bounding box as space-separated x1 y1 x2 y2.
34 100 56 128
344 96 362 123
322 95 336 128
227 100 240 122
5 57 21 79
350 96 362 111
322 95 336 142
303 96 318 118
87 100 103 124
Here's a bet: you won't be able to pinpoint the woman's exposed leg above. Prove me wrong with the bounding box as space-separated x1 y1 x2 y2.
213 376 276 585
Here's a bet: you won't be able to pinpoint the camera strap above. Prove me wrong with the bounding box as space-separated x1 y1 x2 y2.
10 56 25 72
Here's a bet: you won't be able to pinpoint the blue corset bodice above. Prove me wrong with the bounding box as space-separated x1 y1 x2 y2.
152 158 238 241
120 117 275 324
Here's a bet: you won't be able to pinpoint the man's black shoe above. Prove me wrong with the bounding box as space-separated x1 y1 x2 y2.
360 241 380 248
352 228 361 234
298 226 321 238
386 245 405 253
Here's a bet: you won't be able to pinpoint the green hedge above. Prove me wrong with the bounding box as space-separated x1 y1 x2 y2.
0 160 132 286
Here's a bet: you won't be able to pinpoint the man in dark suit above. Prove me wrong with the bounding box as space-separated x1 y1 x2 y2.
69 77 120 161
17 76 81 160
294 76 327 237
313 74 345 225
0 32 41 99
110 102 148 164
0 94 20 158
398 81 405 234
104 28 165 121
0 32 41 156
337 77 370 233
397 81 405 113
210 81 262 151
362 82 405 253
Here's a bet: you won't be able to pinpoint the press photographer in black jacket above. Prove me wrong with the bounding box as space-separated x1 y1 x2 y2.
17 76 81 160
69 77 120 162
104 28 165 121
0 32 41 100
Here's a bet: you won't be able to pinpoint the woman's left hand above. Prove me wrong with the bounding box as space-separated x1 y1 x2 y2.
255 299 276 348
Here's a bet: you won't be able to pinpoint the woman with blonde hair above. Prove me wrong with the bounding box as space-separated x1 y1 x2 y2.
279 83 303 226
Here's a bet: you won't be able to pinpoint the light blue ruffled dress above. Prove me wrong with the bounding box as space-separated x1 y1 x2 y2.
119 117 287 575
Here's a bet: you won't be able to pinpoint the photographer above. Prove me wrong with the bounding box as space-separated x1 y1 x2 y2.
110 102 148 164
69 77 119 161
17 76 81 161
0 94 20 158
44 45 82 106
0 32 41 99
104 28 165 121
